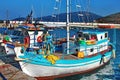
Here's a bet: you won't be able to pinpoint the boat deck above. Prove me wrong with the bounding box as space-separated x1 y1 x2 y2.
54 52 79 60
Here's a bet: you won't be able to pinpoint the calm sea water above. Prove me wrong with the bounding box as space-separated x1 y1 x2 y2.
0 28 120 80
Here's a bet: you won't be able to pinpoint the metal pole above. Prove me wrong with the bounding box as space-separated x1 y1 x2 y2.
66 0 70 54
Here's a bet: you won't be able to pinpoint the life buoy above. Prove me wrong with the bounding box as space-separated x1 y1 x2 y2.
37 36 42 42
24 37 30 48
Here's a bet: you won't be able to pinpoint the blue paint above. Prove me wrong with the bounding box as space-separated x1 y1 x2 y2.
18 29 114 69
6 43 15 49
19 50 112 68
97 39 108 44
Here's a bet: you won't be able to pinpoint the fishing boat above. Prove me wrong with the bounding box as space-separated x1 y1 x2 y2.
5 0 116 79
12 28 115 79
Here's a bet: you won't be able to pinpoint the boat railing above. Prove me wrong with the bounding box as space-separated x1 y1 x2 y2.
61 43 109 59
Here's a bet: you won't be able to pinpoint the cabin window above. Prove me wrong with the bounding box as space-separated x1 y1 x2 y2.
91 35 97 41
101 36 103 39
83 34 90 40
105 33 108 38
90 48 94 52
78 32 83 38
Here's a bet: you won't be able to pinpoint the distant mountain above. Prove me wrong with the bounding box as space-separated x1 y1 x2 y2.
12 17 26 21
96 12 120 24
13 11 102 22
37 11 102 22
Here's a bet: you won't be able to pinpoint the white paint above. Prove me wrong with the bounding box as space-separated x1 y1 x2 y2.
14 47 23 57
18 56 111 77
28 31 43 47
4 44 15 55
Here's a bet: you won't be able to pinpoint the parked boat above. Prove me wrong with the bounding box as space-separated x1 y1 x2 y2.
11 29 115 78
3 0 116 79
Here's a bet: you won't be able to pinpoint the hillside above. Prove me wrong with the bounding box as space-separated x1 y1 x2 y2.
13 11 102 22
96 12 120 24
38 11 101 22
12 17 26 21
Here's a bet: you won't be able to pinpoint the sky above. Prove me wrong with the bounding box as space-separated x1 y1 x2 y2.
0 0 120 20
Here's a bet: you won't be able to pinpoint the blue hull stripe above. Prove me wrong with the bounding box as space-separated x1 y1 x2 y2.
19 51 112 68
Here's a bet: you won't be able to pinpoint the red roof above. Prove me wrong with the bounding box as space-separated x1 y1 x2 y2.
98 25 115 29
24 23 35 27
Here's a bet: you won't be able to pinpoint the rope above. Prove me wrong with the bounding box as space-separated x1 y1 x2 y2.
58 0 62 22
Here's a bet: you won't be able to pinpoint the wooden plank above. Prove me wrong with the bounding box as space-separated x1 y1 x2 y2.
0 64 37 80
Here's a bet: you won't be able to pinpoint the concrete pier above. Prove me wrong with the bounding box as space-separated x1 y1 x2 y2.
0 59 37 80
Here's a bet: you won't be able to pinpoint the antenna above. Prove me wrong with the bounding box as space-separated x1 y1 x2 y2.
6 10 8 20
6 9 9 27
86 0 90 22
31 5 34 24
51 0 61 22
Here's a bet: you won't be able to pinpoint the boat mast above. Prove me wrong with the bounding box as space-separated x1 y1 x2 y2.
66 0 70 54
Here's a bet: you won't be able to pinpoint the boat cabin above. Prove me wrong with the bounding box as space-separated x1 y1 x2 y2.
77 31 108 41
76 31 109 57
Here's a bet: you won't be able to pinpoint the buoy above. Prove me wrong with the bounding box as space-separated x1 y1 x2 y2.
112 49 116 58
24 37 30 48
37 36 42 42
